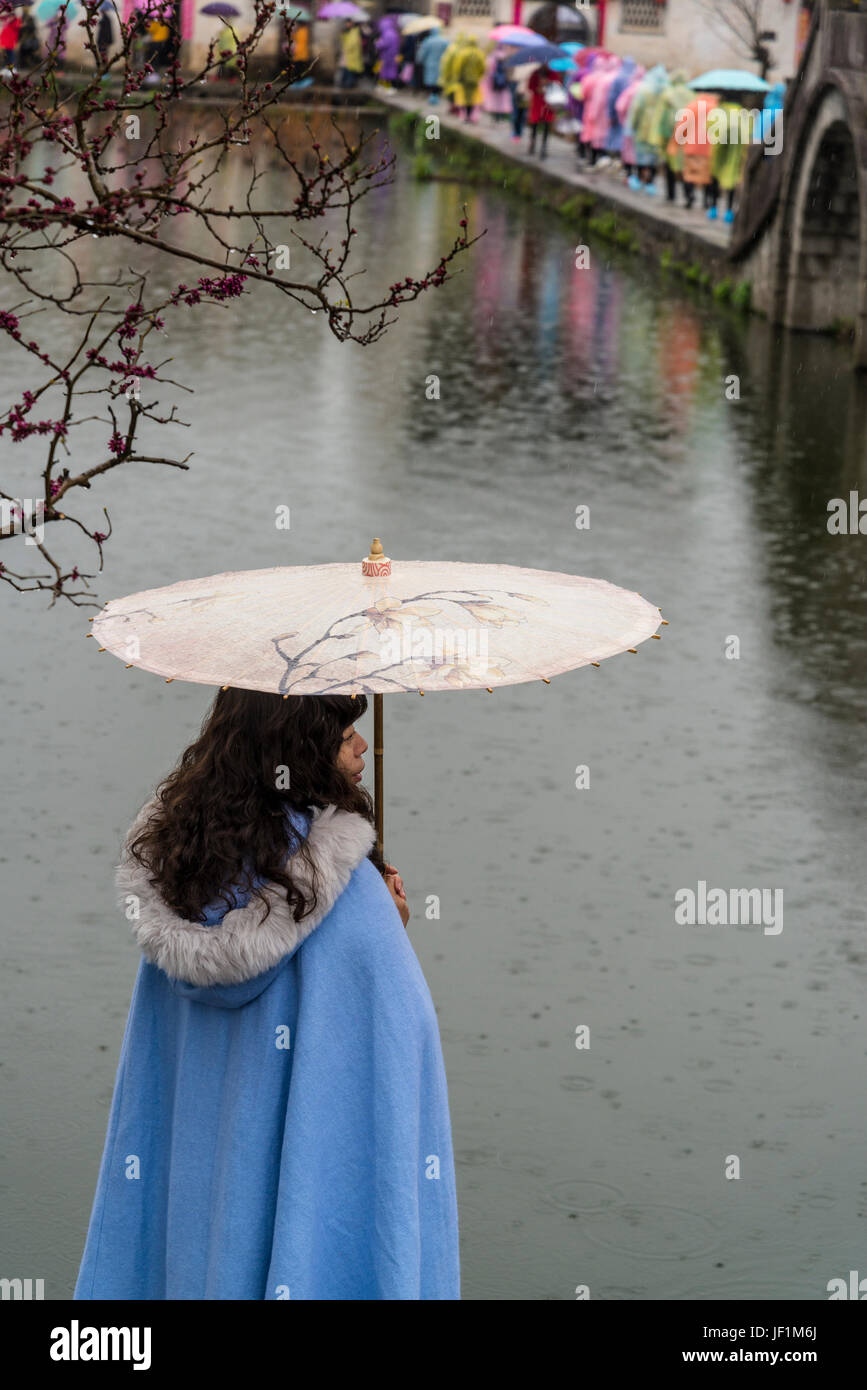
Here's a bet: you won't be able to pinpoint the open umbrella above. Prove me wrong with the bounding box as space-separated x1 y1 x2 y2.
277 3 311 19
200 2 240 14
502 41 565 67
317 1 366 19
400 14 439 34
553 3 587 23
88 538 664 857
488 24 544 43
35 0 78 17
688 68 770 94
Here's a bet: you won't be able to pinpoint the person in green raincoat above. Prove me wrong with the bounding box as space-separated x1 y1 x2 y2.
708 98 753 223
657 71 697 206
216 21 239 80
453 36 485 122
628 64 668 192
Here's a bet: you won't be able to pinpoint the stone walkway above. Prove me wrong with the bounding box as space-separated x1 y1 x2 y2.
371 87 732 254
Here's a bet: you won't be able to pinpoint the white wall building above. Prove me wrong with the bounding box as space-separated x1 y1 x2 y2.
600 0 801 83
53 0 806 83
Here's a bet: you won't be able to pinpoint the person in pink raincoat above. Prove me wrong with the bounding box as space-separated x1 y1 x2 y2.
480 45 512 120
582 56 619 167
574 54 603 163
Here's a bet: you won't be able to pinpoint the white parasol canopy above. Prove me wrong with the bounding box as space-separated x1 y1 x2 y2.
89 539 665 851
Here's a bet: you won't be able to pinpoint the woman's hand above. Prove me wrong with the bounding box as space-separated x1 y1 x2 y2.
383 863 410 929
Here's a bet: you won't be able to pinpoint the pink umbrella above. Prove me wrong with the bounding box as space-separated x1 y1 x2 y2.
489 24 547 43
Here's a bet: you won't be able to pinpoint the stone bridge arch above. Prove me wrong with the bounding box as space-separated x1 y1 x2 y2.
776 83 865 344
729 4 867 367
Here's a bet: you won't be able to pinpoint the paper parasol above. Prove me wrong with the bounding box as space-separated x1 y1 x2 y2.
89 538 666 854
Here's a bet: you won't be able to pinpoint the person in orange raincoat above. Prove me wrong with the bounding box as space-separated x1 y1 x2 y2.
675 92 720 211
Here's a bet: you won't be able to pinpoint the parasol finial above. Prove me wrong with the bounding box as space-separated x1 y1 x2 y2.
362 537 391 577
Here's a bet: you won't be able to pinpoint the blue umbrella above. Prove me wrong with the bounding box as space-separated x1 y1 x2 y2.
36 0 79 17
548 55 575 72
688 68 770 94
503 41 564 67
501 30 555 46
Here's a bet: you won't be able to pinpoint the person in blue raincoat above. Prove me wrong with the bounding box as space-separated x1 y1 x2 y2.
758 80 785 155
74 690 460 1301
606 56 636 163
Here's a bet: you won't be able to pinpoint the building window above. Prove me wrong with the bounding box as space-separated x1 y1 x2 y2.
620 0 666 32
454 0 492 15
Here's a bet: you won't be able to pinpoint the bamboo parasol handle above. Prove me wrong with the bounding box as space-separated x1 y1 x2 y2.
373 691 383 861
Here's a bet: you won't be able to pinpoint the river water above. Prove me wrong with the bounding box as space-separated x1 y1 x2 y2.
1 108 866 1301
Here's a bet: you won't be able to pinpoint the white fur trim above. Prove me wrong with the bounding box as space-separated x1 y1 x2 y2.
116 798 376 986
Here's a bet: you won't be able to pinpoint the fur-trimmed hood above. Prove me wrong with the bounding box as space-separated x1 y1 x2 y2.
116 796 376 989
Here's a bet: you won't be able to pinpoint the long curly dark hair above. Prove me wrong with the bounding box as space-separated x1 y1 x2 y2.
127 690 385 923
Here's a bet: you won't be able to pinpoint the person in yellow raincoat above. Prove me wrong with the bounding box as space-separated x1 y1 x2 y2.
146 15 171 71
338 20 364 89
453 35 485 122
708 99 752 223
439 32 467 114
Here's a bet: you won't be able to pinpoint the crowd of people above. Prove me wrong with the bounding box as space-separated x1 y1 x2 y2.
0 4 179 76
360 20 786 226
0 6 785 222
535 52 785 222
1 6 46 70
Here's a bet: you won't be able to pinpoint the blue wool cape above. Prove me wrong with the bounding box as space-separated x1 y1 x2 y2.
74 799 460 1300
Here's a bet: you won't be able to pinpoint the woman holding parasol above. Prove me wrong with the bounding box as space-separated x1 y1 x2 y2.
75 536 662 1299
73 688 454 1300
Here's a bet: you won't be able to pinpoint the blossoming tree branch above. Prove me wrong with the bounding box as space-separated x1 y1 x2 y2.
0 0 478 605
